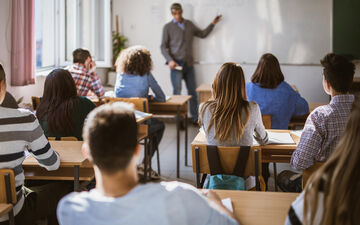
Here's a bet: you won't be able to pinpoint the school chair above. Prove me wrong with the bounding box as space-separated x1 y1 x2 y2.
48 137 79 141
302 162 324 189
193 145 264 191
0 169 17 225
261 115 271 130
104 97 160 180
31 96 41 111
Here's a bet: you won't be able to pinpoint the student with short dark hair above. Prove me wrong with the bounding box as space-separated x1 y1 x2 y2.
68 48 105 98
57 102 239 225
0 64 64 225
115 46 165 178
285 95 360 225
199 63 268 146
36 69 96 140
246 53 309 129
278 53 355 192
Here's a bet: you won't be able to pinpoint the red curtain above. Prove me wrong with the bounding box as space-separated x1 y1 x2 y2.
11 0 35 86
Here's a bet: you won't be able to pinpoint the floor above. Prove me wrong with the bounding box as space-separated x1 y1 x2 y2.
140 121 295 192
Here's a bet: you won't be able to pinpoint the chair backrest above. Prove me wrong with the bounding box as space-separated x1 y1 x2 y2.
104 97 149 112
192 145 262 177
302 162 325 188
31 96 41 111
48 137 79 141
262 115 271 129
0 169 17 205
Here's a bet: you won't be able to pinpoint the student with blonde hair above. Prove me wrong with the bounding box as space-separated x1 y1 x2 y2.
285 95 360 225
199 62 268 146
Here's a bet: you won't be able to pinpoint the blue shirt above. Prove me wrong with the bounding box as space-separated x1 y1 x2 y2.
57 182 238 225
246 81 309 129
172 19 185 30
115 73 166 102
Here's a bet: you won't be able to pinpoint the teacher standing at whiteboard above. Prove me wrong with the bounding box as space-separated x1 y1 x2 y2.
161 3 221 124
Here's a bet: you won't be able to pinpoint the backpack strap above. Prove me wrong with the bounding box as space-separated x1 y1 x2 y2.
233 146 250 177
206 145 224 175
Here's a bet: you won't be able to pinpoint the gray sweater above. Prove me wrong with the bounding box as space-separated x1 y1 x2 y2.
160 19 214 66
200 102 269 146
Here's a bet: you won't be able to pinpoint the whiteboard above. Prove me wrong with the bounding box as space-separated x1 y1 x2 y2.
116 0 331 65
184 0 332 64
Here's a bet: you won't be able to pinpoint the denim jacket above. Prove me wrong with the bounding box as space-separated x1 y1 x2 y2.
115 73 166 102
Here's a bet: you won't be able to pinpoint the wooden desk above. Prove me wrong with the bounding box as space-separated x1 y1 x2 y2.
23 141 87 191
149 95 192 178
0 204 13 217
196 84 212 103
215 190 298 225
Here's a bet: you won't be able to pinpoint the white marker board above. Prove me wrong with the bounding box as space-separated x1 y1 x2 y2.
115 0 331 65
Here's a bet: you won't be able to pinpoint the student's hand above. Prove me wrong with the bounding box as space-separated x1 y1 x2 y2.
88 60 97 73
168 60 178 70
202 190 222 205
148 95 154 102
212 15 222 25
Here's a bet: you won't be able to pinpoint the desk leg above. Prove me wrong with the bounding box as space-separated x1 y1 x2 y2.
176 106 180 178
185 111 188 166
273 163 278 192
144 138 148 181
74 166 80 191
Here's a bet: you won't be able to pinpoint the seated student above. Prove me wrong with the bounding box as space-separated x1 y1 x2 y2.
114 45 166 178
1 92 18 108
246 53 309 129
0 64 64 225
57 102 239 225
68 48 105 98
285 95 360 225
246 53 309 186
199 62 268 146
278 53 355 192
36 69 96 141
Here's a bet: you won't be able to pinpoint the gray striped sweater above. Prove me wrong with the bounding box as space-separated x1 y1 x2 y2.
0 106 60 222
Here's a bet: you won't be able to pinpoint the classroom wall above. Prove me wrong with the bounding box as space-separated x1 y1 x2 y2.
112 0 360 103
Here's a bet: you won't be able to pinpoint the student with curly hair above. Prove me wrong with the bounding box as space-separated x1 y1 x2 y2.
114 46 165 179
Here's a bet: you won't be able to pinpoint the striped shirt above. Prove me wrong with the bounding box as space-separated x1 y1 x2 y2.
68 63 105 98
0 107 60 222
290 94 354 170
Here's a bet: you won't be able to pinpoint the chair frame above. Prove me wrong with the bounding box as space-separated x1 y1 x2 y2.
0 169 16 225
193 146 262 191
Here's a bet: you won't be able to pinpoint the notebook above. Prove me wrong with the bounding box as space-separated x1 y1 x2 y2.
267 132 295 145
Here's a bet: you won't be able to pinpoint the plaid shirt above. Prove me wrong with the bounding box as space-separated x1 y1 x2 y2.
68 63 105 98
290 94 354 170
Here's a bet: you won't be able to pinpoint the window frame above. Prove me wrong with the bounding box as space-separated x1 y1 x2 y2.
35 0 112 76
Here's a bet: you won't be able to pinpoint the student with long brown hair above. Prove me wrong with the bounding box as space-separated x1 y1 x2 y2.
199 62 268 146
36 69 96 140
285 95 360 225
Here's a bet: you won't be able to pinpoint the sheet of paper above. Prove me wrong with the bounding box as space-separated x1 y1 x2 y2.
290 130 303 138
174 66 183 71
134 110 151 120
245 176 256 190
166 96 171 101
221 198 233 212
267 132 295 144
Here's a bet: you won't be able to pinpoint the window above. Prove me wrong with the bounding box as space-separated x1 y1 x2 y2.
35 0 56 69
34 0 111 72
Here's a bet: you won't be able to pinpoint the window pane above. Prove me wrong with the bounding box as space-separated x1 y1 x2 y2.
65 0 105 62
35 0 55 69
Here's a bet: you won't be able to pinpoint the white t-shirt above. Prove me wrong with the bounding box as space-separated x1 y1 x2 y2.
57 181 238 225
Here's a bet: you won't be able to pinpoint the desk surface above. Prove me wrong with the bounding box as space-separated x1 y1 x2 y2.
0 203 13 217
192 129 299 149
196 84 211 92
23 141 85 167
150 95 192 106
215 190 298 225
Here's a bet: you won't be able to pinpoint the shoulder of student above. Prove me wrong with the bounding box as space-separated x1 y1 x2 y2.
78 96 96 108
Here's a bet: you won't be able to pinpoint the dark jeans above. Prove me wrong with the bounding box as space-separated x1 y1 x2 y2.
0 181 72 225
170 63 198 122
148 118 165 157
